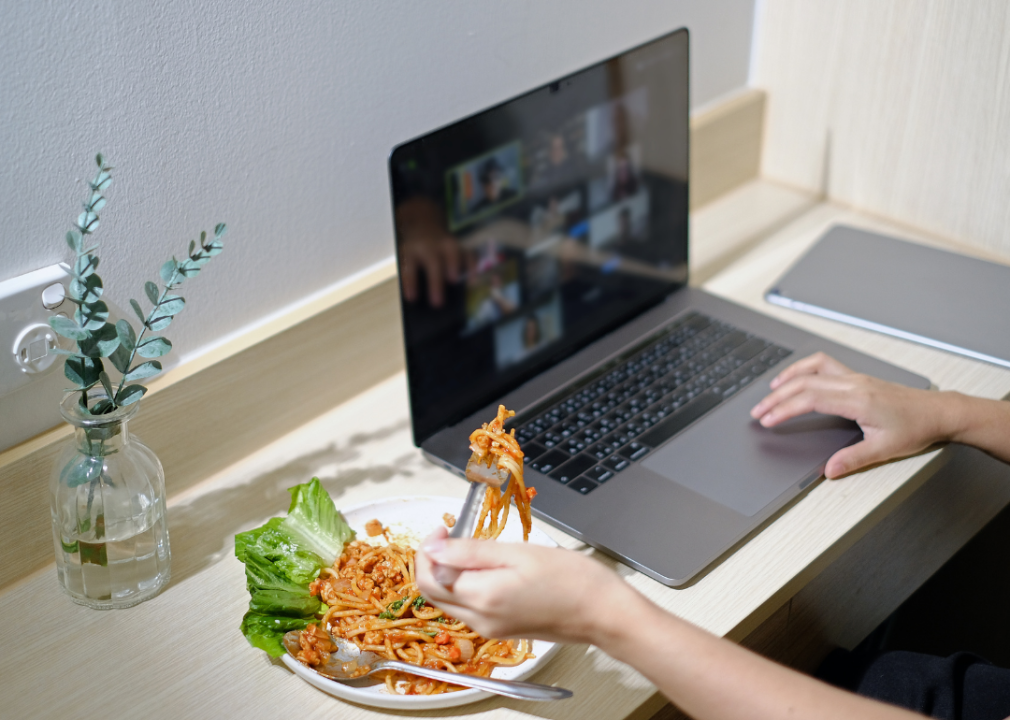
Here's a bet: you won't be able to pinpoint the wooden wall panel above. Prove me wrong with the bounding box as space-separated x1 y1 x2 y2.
755 0 1010 257
691 89 766 209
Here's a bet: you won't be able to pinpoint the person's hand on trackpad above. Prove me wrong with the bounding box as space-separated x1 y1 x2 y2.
749 352 948 479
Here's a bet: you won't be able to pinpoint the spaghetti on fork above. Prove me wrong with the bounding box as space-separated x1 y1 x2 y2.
468 405 537 541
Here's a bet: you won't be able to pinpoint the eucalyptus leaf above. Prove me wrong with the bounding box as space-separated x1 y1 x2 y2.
49 347 78 356
115 319 137 352
124 360 162 382
65 456 103 488
69 274 103 304
136 336 171 358
91 171 111 192
77 211 99 234
159 258 178 284
189 240 196 256
116 384 147 406
49 315 90 341
205 242 224 257
98 371 115 399
215 223 227 237
145 280 159 305
66 230 82 252
177 260 201 278
129 299 146 324
64 355 102 389
76 300 109 331
157 295 185 316
87 192 106 213
78 323 120 358
91 398 114 415
73 253 99 279
109 344 132 374
96 153 104 167
146 315 173 332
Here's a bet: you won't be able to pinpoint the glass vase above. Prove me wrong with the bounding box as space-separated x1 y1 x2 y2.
50 391 171 609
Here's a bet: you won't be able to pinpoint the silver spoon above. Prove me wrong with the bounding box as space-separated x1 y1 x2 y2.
432 455 510 586
282 631 571 701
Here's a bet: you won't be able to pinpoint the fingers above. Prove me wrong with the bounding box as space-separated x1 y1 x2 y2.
440 235 461 284
756 386 862 427
751 374 860 424
825 437 889 478
423 536 516 571
399 250 418 302
769 352 853 390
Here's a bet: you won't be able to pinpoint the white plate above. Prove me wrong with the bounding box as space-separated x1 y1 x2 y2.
281 495 560 710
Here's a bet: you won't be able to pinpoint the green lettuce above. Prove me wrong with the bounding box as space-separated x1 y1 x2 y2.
236 517 323 585
279 478 355 566
240 612 315 657
235 478 354 658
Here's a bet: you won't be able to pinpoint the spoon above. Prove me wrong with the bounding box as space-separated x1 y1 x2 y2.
282 631 571 701
432 454 510 586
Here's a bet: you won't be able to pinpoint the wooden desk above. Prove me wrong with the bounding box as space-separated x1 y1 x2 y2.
4 181 1010 720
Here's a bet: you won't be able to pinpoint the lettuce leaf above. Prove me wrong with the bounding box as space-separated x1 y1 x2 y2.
240 612 314 658
235 517 323 585
235 478 355 658
248 588 322 617
279 478 355 566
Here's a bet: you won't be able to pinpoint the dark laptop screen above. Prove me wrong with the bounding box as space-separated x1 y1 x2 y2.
390 28 689 444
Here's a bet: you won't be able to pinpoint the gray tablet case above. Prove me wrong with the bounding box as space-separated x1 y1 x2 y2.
766 225 1010 369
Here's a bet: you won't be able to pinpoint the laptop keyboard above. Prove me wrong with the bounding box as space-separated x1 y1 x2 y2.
512 312 793 494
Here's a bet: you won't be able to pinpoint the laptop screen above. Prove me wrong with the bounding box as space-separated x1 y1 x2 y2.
390 28 689 444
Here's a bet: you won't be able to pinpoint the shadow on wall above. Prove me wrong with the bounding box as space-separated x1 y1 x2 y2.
165 418 413 587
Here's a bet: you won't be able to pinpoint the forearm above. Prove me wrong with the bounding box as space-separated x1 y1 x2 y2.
942 392 1010 463
593 590 922 720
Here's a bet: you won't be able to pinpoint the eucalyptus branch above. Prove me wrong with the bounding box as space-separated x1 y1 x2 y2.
51 154 228 415
109 223 227 407
48 154 120 413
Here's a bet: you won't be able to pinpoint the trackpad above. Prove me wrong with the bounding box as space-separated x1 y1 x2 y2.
641 409 860 516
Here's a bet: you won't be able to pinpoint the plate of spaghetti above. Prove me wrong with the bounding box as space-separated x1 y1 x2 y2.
279 494 560 710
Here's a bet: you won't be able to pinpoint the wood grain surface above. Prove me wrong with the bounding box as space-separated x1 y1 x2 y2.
754 0 1010 258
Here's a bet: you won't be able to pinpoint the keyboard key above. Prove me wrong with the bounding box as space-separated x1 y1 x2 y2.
603 455 630 472
619 442 650 461
548 454 597 483
522 441 547 461
585 465 614 483
568 477 598 494
587 443 613 461
530 449 569 474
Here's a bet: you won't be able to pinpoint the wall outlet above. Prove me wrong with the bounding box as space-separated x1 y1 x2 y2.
0 264 71 398
0 264 126 452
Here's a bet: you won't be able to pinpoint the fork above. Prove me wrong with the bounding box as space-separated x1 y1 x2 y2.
282 631 571 701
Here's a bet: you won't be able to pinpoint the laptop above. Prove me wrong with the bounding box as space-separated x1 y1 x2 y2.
387 27 929 586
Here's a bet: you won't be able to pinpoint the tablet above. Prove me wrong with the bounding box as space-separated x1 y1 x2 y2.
766 225 1010 369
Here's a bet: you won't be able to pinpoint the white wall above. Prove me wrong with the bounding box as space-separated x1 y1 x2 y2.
2 0 754 370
